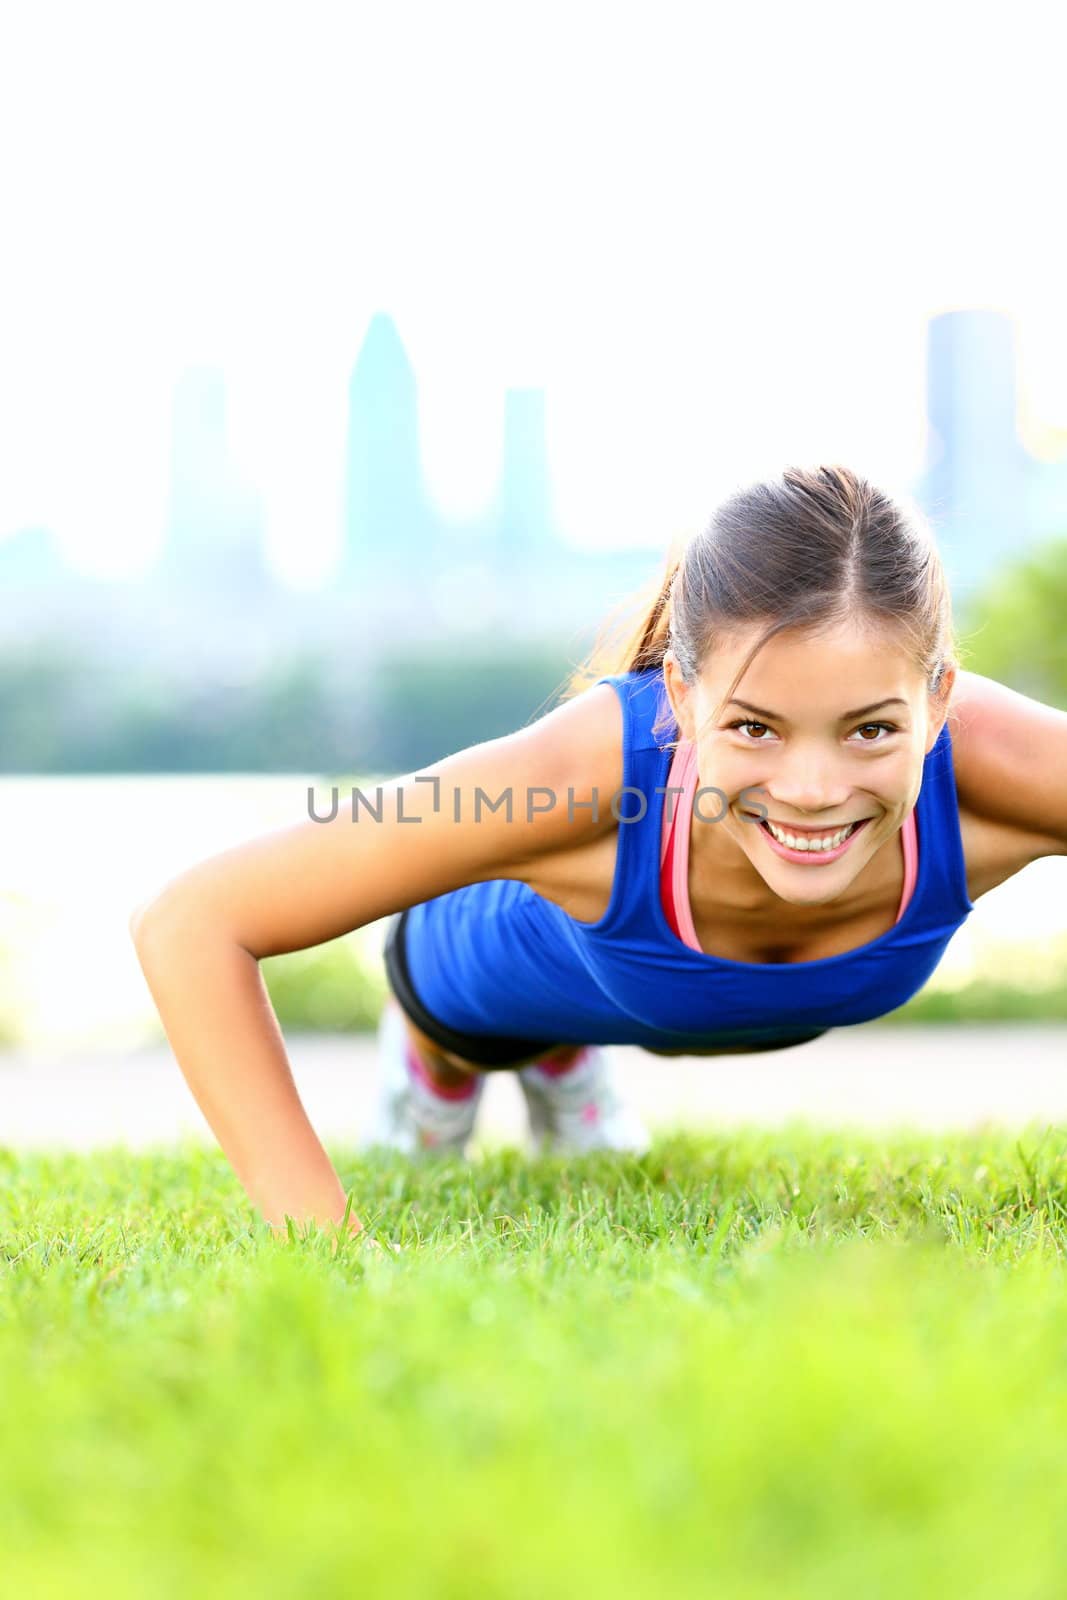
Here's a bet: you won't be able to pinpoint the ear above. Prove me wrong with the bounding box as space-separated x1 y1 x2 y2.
662 651 697 743
925 662 958 754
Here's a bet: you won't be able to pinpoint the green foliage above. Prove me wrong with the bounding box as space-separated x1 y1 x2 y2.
0 636 577 775
957 533 1067 705
373 640 572 771
5 1130 1067 1593
259 936 389 1032
0 641 94 773
5 531 1067 776
883 981 1067 1023
881 932 1067 1024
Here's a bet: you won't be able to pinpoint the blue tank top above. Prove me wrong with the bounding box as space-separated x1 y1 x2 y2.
402 666 976 1050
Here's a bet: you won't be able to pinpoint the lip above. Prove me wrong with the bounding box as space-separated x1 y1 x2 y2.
755 816 871 864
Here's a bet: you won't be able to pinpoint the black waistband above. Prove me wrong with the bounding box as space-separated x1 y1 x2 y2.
382 908 563 1069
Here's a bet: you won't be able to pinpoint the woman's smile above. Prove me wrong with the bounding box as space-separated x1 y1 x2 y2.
753 814 873 864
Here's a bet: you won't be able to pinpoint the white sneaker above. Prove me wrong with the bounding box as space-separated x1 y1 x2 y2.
361 999 485 1158
518 1045 651 1155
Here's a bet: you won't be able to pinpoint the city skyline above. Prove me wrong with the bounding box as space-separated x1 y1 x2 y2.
4 2 1066 594
4 305 1067 606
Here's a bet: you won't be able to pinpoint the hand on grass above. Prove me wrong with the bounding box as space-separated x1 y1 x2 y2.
330 1221 402 1259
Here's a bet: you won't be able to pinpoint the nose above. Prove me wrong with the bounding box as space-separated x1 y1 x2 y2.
762 756 851 819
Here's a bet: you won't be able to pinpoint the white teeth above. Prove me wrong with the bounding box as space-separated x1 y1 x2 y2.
765 820 857 852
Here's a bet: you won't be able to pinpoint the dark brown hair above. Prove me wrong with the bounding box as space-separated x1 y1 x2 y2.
557 463 964 750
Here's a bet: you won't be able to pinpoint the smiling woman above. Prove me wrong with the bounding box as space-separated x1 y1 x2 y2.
131 463 1067 1240
641 610 943 929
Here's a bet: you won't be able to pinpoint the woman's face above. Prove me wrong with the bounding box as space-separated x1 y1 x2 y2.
662 621 955 907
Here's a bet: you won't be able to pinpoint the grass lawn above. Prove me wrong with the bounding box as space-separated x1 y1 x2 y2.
4 1126 1067 1598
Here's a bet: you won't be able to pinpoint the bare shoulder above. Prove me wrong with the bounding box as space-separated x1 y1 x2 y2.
947 669 1067 871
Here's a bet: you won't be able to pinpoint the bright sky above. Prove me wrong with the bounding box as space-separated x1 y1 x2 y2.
1 0 1065 587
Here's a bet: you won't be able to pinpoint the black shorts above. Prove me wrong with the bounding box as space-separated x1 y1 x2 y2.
382 907 564 1069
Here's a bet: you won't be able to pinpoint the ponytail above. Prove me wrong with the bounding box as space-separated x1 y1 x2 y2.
554 540 685 707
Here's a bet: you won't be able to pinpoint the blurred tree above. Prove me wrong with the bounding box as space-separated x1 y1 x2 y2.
956 535 1067 707
0 636 579 773
0 647 87 772
260 937 388 1031
371 642 572 771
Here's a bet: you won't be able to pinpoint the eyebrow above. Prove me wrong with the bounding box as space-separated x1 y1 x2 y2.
725 697 910 722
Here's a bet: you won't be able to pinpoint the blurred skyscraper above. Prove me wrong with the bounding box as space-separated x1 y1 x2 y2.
10 302 1067 674
912 309 1067 598
157 366 271 594
489 388 561 578
339 313 441 593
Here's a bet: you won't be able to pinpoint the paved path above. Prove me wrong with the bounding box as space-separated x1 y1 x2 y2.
2 1026 1067 1152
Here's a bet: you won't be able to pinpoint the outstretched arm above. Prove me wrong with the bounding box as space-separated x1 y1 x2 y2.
949 669 1067 859
129 684 623 1240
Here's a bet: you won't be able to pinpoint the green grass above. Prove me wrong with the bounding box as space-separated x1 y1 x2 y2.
5 1127 1067 1596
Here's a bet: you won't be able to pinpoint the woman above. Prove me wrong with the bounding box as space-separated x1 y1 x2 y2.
130 464 1067 1243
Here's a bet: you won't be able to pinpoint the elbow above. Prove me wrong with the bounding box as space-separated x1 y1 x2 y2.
129 898 160 950
129 893 180 951
129 889 224 958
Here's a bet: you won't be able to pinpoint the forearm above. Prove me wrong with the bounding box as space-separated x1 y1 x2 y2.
131 905 361 1238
